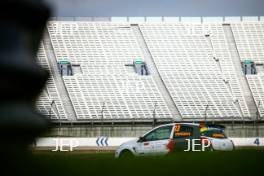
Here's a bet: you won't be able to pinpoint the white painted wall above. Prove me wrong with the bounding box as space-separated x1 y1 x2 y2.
36 137 137 147
36 137 264 148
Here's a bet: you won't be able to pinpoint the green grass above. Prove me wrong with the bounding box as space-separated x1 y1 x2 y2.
25 149 264 176
6 149 262 175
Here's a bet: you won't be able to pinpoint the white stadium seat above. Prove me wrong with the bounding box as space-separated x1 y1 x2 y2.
35 20 264 121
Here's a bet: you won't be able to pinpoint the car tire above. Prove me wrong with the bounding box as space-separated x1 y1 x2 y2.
204 145 214 152
119 150 134 159
231 142 235 151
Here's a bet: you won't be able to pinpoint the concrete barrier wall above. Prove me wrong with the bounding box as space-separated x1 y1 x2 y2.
36 137 264 149
231 138 263 147
36 137 137 147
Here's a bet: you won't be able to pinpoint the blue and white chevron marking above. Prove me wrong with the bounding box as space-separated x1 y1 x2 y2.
96 136 109 147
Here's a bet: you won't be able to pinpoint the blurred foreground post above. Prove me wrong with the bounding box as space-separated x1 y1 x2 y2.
0 0 51 173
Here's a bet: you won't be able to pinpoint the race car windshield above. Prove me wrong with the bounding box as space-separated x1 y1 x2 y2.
201 129 227 139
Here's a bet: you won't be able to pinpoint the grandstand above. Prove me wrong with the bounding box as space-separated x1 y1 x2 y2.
36 16 264 123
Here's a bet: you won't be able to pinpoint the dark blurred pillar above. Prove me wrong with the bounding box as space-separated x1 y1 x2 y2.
0 0 51 173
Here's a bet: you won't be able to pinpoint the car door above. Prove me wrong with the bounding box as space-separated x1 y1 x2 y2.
135 129 156 156
136 125 173 156
151 125 174 155
172 124 198 151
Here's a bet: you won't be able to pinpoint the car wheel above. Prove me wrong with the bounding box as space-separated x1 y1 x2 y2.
204 145 214 152
119 150 134 159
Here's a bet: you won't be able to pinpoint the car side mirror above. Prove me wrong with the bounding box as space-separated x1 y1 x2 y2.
137 136 146 143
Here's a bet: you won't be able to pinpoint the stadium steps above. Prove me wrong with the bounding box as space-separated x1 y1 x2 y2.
131 24 182 120
223 24 258 119
42 30 78 121
205 34 245 119
205 35 223 72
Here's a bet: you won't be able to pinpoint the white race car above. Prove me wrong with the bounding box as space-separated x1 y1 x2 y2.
115 123 234 158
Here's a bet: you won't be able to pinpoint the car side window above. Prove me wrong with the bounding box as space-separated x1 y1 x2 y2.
201 129 227 139
144 126 173 141
173 124 193 138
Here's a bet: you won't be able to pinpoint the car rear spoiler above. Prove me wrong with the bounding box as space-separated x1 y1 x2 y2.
206 124 226 129
199 122 226 129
